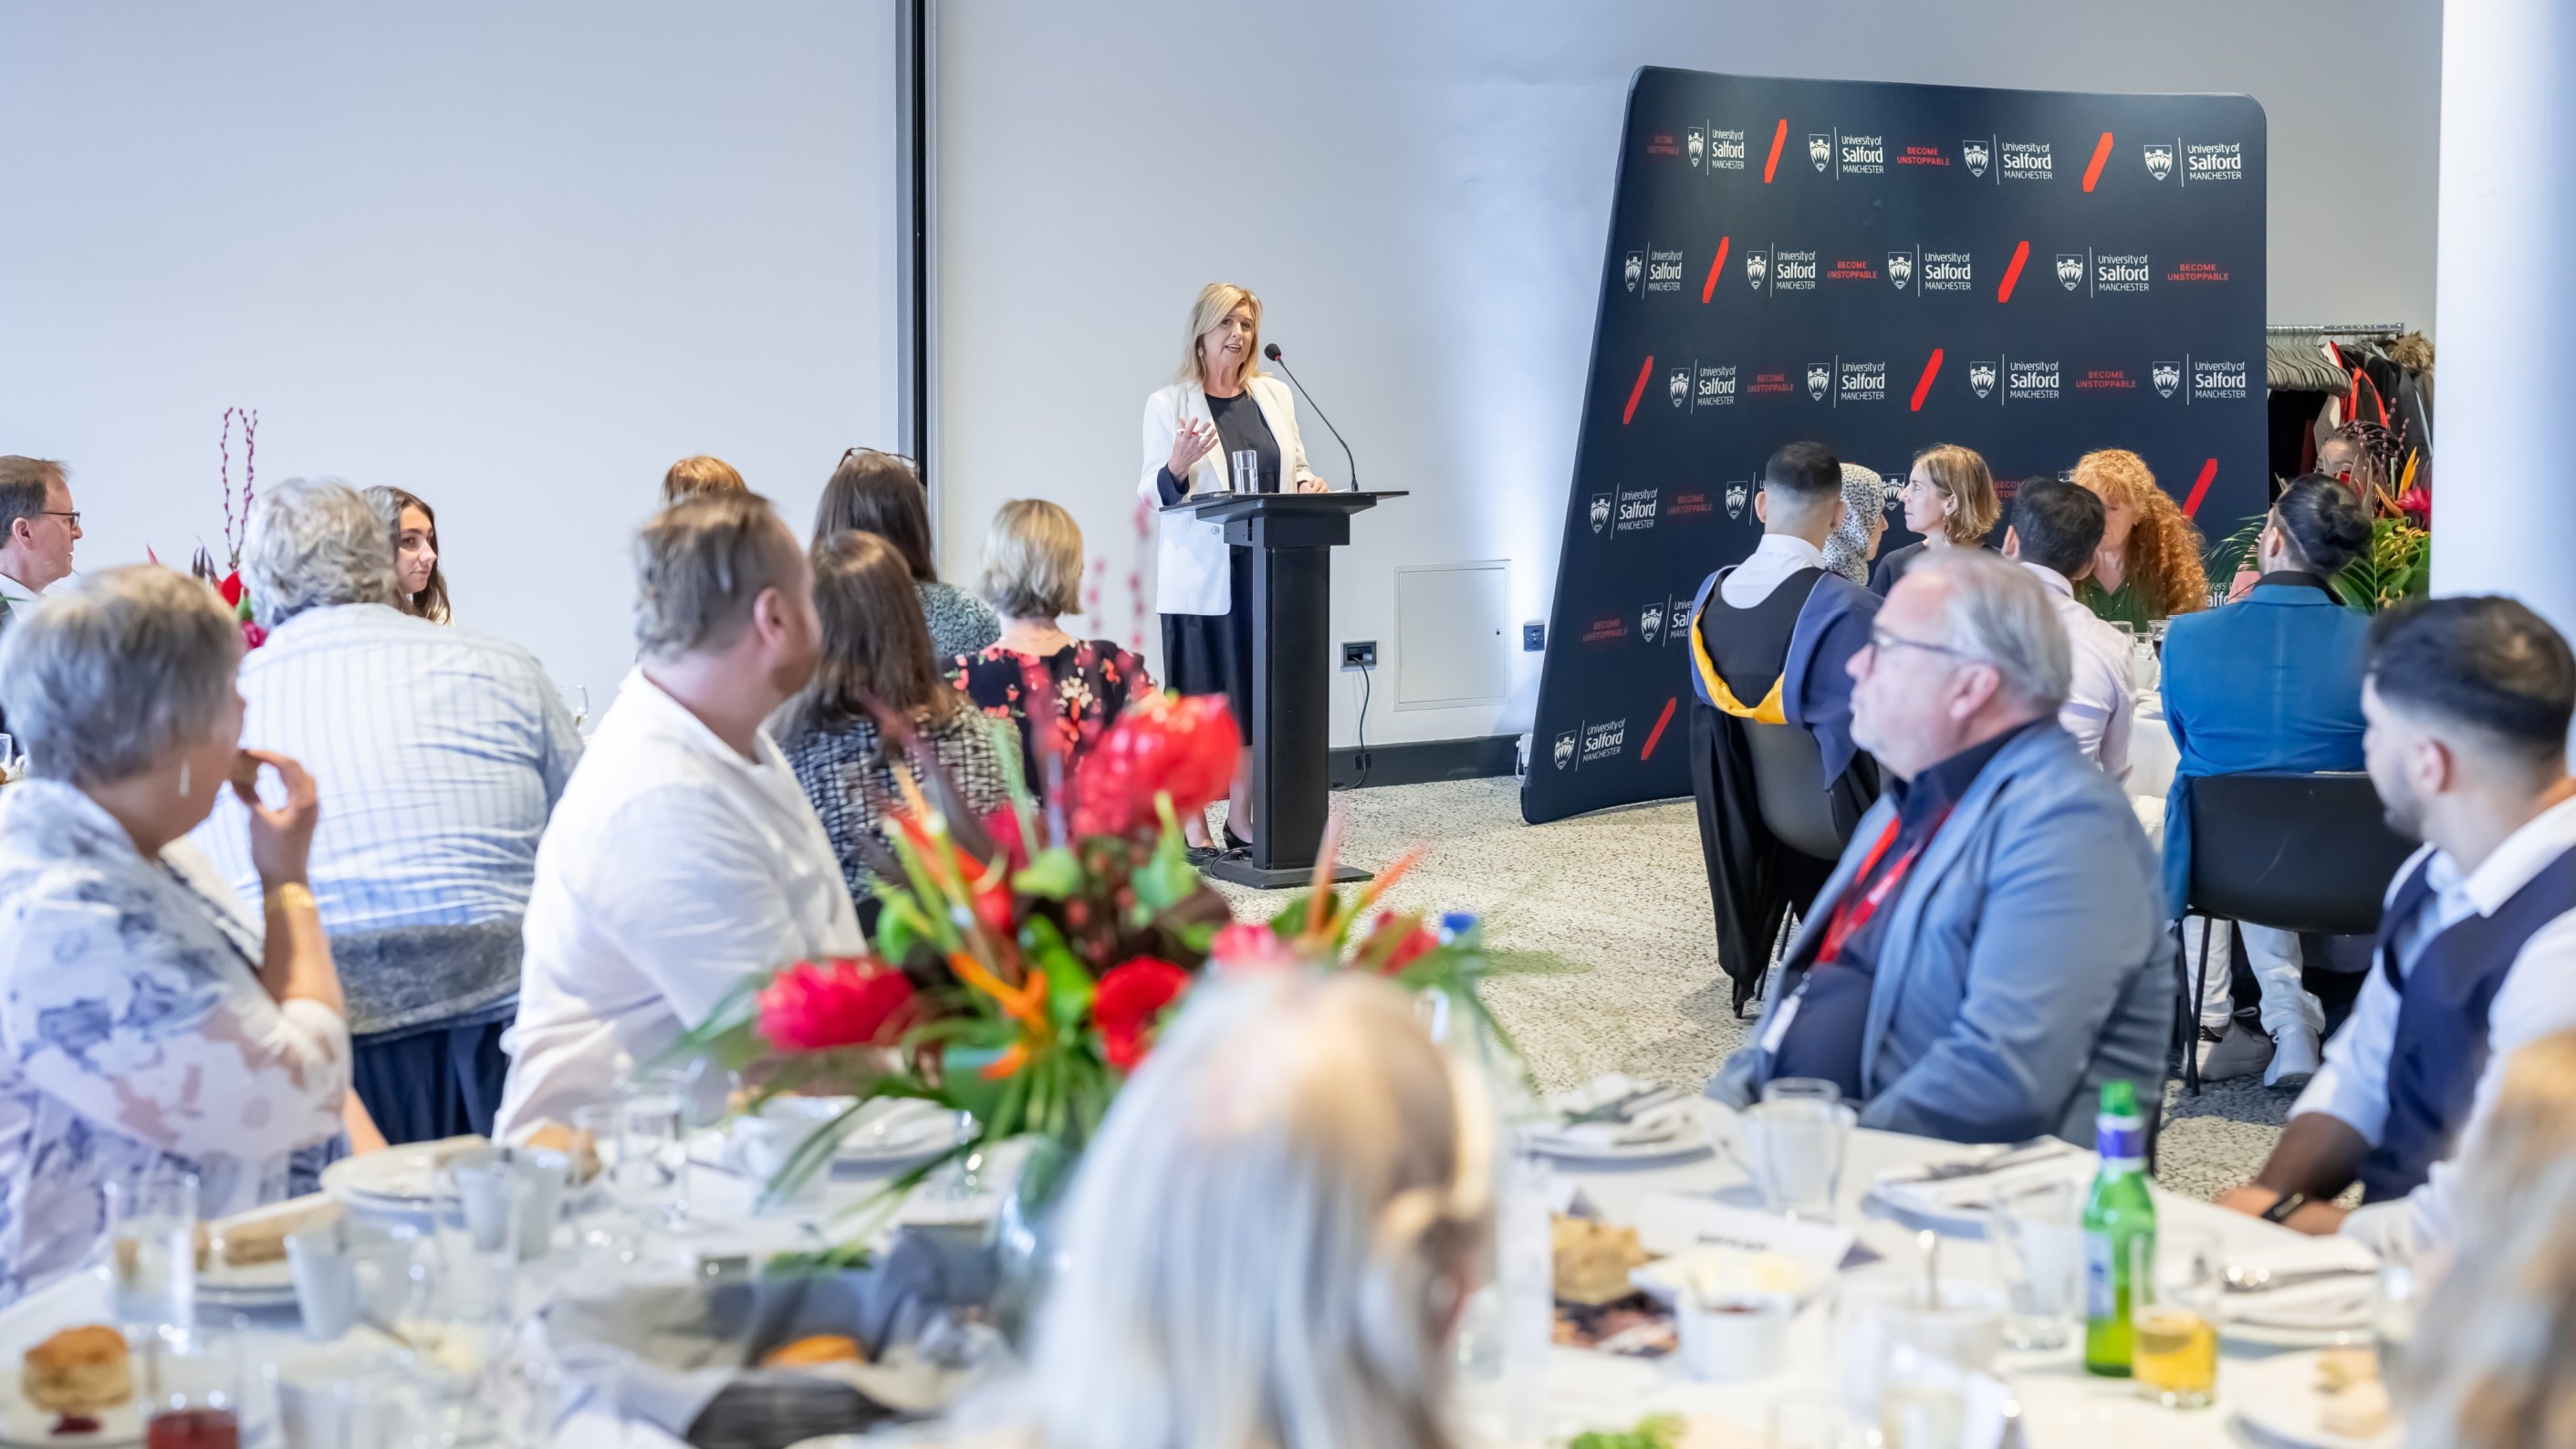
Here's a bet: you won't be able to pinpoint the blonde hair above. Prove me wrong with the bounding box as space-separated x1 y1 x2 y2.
977 499 1084 620
2402 1031 2576 1449
1012 972 1494 1449
661 454 747 505
1177 283 1264 391
2070 448 2210 617
1913 443 2000 545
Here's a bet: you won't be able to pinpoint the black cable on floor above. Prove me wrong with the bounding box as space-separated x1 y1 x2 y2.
1337 663 1374 790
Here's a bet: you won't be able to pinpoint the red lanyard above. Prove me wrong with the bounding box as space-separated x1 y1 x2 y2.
1813 808 1949 966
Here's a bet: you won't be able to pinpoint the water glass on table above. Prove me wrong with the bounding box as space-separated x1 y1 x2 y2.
2374 1260 2419 1383
2131 1227 2223 1409
1987 1179 2083 1350
610 1078 693 1227
106 1168 200 1335
1735 1078 1854 1221
140 1329 246 1449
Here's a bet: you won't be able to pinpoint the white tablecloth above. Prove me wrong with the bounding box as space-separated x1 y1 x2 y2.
1462 1127 2330 1449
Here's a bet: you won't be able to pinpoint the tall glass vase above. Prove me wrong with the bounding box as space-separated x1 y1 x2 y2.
989 1134 1079 1346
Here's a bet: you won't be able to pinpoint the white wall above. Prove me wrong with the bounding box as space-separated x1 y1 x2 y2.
0 2 903 703
932 0 2441 750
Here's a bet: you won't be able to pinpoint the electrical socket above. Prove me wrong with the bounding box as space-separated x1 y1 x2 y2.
1523 623 1546 652
1340 640 1377 670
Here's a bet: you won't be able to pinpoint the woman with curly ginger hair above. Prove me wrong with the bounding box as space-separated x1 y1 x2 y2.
2070 449 2208 628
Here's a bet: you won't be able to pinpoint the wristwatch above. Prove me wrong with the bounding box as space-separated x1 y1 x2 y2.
2258 1192 2310 1224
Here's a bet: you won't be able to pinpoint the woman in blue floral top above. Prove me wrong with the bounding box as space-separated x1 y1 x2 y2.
0 568 369 1301
950 500 1153 790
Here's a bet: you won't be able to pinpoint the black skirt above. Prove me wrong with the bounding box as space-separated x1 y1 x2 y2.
1160 543 1256 734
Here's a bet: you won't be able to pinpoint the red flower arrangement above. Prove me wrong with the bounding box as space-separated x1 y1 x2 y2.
756 957 918 1053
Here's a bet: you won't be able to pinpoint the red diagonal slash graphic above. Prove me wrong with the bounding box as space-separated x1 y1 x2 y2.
1997 240 2029 303
1762 120 1787 183
1910 349 1945 412
1621 354 1655 425
2182 458 2218 517
2081 130 2114 192
1702 237 1731 303
1638 695 1679 762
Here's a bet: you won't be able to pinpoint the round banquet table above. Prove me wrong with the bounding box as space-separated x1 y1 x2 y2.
1458 1126 2337 1449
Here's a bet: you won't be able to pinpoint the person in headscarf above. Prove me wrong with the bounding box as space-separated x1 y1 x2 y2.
1824 464 1889 587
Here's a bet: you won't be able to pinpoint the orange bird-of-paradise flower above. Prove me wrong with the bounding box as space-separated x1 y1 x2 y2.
950 952 1048 1031
981 1040 1031 1081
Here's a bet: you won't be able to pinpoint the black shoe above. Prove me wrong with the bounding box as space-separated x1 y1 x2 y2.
1223 822 1253 850
1185 845 1221 867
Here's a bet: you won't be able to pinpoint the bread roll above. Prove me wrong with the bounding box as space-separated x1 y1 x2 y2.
23 1325 131 1413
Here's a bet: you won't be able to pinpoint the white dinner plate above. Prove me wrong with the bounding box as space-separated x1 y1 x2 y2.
2221 1313 2373 1350
321 1134 486 1211
0 1348 142 1449
1518 1100 1716 1166
734 1097 960 1175
2231 1350 2399 1449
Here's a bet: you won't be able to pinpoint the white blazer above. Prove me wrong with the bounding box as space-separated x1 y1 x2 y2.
1136 373 1322 615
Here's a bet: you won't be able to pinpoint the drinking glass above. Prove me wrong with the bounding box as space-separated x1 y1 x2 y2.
393 1235 502 1448
2374 1261 2419 1384
1988 1180 2082 1350
1734 1093 1853 1221
557 685 589 733
1230 449 1259 494
141 1329 245 1449
612 1080 691 1227
2131 1228 2222 1409
108 1168 201 1333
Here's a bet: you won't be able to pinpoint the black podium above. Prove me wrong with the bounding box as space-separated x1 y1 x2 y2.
1161 490 1404 889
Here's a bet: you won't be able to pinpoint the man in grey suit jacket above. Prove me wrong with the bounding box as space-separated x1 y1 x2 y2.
1708 550 2175 1144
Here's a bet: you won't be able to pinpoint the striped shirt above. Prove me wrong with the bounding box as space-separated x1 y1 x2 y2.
193 602 582 936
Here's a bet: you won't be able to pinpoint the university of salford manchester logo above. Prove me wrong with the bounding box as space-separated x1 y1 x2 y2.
1747 251 1768 290
1809 133 1831 172
2144 145 2173 182
1806 364 1830 401
1725 483 1748 519
1589 494 1611 534
1553 731 1577 770
1962 140 1990 178
1639 602 1664 645
1669 370 1690 407
1968 361 1997 399
2153 361 2182 398
1687 127 1705 168
2056 255 2085 291
1887 252 1914 290
1623 251 1643 293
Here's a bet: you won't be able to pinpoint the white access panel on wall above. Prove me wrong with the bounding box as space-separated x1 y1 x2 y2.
1394 561 1511 710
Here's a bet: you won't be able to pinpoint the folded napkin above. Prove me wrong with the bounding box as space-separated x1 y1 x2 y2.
1522 1074 1700 1156
1871 1142 2093 1219
2221 1235 2379 1329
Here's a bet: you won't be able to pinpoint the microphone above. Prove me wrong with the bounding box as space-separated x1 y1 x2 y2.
1264 342 1360 493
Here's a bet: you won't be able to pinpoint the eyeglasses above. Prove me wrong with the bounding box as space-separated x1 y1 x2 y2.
1863 627 1986 665
42 510 78 528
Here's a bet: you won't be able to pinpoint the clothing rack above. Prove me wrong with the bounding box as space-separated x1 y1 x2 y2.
2265 323 2408 337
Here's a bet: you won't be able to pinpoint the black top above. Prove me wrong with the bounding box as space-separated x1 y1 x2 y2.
1867 540 1927 597
1765 718 2044 1097
950 640 1154 787
1698 568 1824 705
1155 391 1283 505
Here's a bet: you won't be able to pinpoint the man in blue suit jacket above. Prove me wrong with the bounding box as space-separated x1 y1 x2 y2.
1708 551 2174 1144
2161 477 2376 1086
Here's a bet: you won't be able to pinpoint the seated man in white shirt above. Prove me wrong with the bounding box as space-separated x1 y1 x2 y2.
494 491 861 1136
2216 596 2576 1262
2001 476 2133 779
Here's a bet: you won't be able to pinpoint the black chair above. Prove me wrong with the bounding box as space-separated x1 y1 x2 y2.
1743 720 1853 862
2176 772 2417 1092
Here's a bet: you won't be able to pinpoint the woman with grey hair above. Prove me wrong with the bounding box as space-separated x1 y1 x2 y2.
1824 463 1890 586
929 972 1493 1449
0 566 360 1301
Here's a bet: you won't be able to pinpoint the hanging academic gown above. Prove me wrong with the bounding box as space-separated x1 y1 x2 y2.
1685 565 1883 1013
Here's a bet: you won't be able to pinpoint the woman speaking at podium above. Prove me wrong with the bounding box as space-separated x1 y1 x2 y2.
1137 282 1330 852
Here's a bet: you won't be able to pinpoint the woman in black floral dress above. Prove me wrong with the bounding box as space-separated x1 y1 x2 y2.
950 500 1152 791
777 531 1014 914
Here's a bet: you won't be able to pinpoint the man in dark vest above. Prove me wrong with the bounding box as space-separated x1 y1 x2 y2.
2218 596 2576 1259
1685 440 1881 1013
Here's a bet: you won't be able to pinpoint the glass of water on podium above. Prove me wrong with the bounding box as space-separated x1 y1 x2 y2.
1231 449 1259 495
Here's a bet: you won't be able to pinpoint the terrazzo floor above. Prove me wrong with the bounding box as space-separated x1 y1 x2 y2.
1205 777 2291 1201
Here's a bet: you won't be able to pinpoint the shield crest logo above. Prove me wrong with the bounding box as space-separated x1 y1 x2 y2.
1639 602 1663 645
1669 370 1689 407
1687 127 1705 169
1962 140 1990 178
2153 362 2182 398
2055 255 2085 291
1622 251 1643 293
1968 361 1997 400
1881 477 1903 513
2144 145 2173 181
1746 251 1768 290
1806 364 1831 402
1725 483 1748 520
1808 133 1831 172
1588 494 1611 534
1887 252 1914 290
1552 731 1578 770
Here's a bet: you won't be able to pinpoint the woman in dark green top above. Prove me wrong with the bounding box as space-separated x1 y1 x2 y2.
2070 448 2210 628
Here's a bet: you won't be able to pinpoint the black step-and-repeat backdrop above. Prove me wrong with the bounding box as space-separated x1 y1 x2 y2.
1521 68 2266 825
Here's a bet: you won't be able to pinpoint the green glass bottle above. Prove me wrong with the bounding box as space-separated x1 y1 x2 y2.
2081 1079 2156 1376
